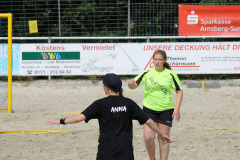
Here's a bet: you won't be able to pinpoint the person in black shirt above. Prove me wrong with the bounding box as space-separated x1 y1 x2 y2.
47 73 172 160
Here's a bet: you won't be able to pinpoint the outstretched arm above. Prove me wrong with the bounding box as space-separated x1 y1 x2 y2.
128 79 139 89
47 114 86 125
145 118 172 143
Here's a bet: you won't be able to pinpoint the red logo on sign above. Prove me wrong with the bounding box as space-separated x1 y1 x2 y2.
144 57 154 70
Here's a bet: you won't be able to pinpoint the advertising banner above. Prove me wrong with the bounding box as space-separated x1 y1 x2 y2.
20 44 81 75
142 42 240 74
0 44 20 75
14 42 240 75
19 43 141 76
179 5 240 36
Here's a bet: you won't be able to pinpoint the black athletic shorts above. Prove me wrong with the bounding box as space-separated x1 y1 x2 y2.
143 106 174 127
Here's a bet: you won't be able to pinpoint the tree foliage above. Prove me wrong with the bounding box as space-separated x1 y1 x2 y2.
0 0 239 39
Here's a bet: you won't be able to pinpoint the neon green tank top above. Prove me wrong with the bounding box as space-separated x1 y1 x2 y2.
134 68 182 111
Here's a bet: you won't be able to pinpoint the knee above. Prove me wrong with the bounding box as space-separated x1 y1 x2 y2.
144 134 155 144
158 137 170 146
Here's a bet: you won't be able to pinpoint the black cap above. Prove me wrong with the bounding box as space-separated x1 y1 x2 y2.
103 73 122 92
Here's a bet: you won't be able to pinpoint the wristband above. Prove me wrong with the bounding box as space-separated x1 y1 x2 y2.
60 118 66 125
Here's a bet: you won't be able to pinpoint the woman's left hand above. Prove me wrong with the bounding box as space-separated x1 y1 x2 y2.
47 119 60 125
173 110 180 121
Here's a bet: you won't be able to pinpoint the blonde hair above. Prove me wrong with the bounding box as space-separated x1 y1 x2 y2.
153 50 171 70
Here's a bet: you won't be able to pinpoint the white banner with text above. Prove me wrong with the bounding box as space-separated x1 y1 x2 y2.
17 42 240 75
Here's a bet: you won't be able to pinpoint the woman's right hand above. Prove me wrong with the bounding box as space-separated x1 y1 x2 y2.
128 79 138 89
160 134 172 144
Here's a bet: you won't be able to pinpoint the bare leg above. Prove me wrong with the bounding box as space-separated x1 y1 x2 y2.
144 124 156 160
157 123 171 160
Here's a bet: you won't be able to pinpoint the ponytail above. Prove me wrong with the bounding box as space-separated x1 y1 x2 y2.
163 62 171 70
119 88 123 96
110 88 123 96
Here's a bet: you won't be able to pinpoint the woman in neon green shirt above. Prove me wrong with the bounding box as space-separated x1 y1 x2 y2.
128 50 183 160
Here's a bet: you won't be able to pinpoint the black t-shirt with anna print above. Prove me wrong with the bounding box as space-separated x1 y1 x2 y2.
82 95 149 160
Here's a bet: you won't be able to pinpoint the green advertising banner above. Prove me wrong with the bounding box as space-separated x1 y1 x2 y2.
22 52 80 60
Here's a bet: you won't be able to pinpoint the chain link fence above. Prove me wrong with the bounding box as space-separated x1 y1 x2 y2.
0 1 239 42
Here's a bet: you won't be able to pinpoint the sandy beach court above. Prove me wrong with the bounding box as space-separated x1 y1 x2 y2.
0 79 239 160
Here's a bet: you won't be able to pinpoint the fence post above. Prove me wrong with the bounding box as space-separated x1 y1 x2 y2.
147 36 150 43
48 37 51 80
58 0 61 38
128 0 131 42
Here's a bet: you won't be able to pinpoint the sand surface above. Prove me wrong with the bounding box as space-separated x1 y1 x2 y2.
0 79 239 160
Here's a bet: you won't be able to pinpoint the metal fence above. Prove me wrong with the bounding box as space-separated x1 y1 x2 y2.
0 1 240 42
